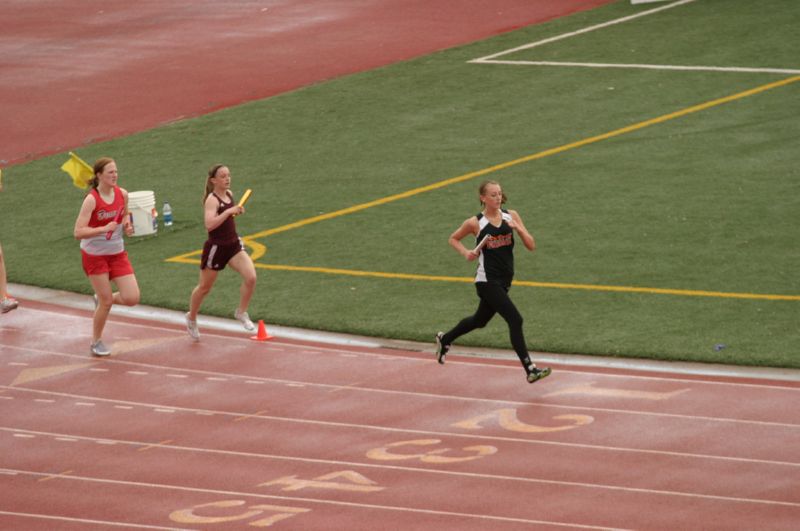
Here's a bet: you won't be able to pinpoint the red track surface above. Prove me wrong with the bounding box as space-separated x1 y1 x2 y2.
2 299 799 529
1 0 611 165
5 2 799 529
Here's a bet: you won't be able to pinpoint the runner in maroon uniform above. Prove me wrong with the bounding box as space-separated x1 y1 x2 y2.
73 158 140 356
185 164 257 340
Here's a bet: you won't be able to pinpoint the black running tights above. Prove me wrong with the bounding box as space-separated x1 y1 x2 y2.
442 282 532 368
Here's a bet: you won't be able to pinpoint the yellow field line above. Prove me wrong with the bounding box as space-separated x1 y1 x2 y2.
166 237 267 263
167 256 800 301
259 264 800 301
236 75 800 241
167 74 799 263
512 280 800 301
165 76 800 302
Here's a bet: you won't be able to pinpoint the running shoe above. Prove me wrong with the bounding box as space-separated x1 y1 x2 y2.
434 332 450 364
527 366 552 383
185 312 200 341
90 340 111 357
234 309 255 332
1 297 18 314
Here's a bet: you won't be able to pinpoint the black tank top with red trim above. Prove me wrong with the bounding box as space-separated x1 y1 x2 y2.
475 210 515 287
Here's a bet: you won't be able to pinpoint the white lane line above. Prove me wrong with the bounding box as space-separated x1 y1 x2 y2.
7 283 798 382
0 469 666 530
2 389 798 468
3 340 797 390
4 438 799 512
4 369 798 429
0 511 190 530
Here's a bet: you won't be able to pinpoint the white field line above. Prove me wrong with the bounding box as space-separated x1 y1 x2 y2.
470 0 698 63
478 60 800 75
470 0 798 75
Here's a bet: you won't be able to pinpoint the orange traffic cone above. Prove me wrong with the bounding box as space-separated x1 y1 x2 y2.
250 319 274 341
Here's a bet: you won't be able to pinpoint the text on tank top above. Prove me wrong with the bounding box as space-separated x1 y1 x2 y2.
79 185 125 256
474 210 514 285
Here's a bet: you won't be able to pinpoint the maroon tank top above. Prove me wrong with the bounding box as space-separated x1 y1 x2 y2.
208 192 239 244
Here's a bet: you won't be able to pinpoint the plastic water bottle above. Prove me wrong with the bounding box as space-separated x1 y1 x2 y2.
162 201 173 228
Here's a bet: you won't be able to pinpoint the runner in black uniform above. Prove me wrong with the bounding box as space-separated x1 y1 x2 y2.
435 180 551 384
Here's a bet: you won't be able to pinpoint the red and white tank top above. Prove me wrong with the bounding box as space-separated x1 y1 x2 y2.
80 186 125 256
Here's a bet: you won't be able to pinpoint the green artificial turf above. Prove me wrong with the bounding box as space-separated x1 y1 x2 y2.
2 0 798 367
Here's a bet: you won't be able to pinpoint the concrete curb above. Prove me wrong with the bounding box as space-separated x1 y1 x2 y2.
9 283 800 382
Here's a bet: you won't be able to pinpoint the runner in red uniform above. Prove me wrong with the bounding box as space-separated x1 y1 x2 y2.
185 164 257 340
0 170 19 314
73 157 140 356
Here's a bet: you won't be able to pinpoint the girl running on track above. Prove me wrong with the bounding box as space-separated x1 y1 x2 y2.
73 158 140 356
0 171 19 314
435 180 551 384
185 164 257 340
0 245 16 314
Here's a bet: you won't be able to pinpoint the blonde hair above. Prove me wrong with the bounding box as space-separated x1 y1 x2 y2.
478 180 507 206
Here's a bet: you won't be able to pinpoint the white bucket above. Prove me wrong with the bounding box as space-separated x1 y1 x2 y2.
127 191 157 236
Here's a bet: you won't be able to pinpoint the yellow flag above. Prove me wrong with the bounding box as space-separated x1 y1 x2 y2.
61 152 94 190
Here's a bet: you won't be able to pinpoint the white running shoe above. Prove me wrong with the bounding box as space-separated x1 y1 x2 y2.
434 332 449 364
234 309 255 332
185 313 200 341
90 340 111 357
1 297 18 314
